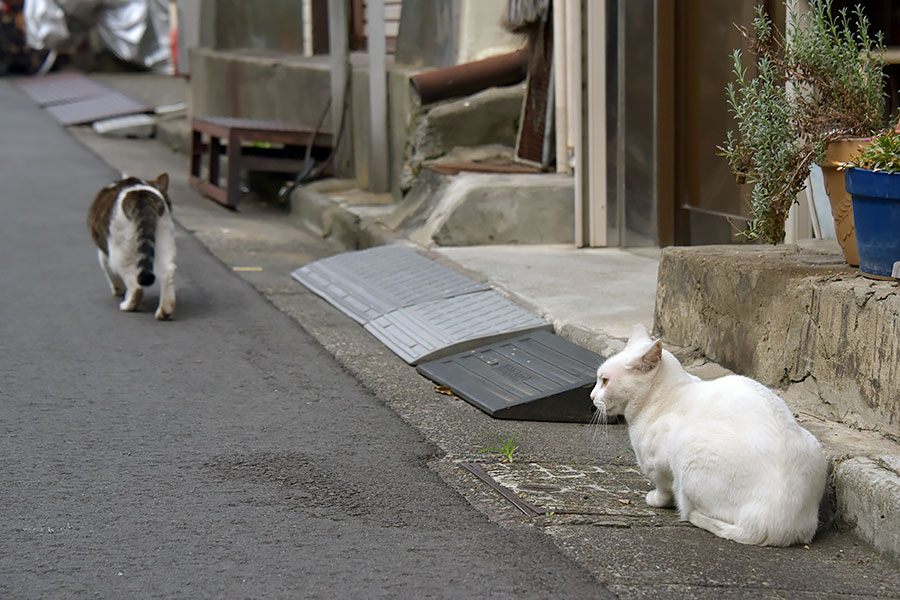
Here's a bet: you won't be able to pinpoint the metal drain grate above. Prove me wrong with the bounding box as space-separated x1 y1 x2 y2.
417 330 602 421
291 245 489 324
365 290 551 365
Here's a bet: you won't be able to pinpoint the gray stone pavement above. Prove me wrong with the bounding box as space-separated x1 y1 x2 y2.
17 71 900 597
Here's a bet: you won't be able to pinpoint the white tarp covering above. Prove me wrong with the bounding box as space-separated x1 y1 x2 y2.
24 0 171 71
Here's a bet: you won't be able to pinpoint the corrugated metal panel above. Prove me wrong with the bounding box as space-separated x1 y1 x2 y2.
291 245 489 324
364 290 551 365
15 72 109 106
417 331 603 422
45 90 151 126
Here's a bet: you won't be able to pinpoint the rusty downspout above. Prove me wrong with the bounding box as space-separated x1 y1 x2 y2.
410 48 529 105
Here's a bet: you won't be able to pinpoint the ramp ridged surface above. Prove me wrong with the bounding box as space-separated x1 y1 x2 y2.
16 72 110 106
45 90 151 125
417 331 603 422
364 290 551 365
291 245 489 324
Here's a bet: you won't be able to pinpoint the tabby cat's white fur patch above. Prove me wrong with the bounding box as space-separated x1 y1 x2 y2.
87 173 176 320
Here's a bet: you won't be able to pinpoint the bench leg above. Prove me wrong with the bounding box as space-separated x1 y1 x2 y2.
190 129 202 177
226 130 241 208
209 135 222 187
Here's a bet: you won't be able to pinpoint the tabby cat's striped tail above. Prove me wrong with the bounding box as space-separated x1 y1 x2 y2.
135 203 158 287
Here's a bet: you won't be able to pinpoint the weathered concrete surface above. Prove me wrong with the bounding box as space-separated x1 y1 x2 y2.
198 0 306 52
436 245 659 357
292 168 575 248
188 48 333 126
654 243 899 435
387 66 419 199
394 0 522 68
386 169 574 246
401 84 525 192
836 457 900 560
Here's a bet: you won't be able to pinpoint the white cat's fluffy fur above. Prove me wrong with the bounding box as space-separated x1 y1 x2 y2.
591 324 827 546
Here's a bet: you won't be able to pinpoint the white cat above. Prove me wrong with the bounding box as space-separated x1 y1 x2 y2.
591 324 827 546
88 173 176 320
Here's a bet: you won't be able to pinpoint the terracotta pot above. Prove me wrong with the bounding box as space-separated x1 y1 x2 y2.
820 138 867 266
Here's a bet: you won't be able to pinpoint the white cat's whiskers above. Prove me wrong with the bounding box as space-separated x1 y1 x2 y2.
587 401 609 442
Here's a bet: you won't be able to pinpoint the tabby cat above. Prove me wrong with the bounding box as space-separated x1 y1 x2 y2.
87 173 176 320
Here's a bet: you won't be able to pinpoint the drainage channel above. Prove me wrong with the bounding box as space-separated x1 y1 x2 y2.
292 245 605 423
460 461 672 523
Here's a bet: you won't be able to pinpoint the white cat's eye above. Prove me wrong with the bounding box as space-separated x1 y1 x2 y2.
600 377 609 387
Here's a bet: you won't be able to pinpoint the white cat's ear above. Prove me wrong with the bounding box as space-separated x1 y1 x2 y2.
626 323 651 347
629 339 662 373
154 173 169 193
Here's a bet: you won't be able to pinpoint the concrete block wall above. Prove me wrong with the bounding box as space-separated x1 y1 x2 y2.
655 244 900 435
189 49 332 126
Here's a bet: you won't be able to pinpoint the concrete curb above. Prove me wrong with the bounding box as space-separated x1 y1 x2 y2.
835 457 900 559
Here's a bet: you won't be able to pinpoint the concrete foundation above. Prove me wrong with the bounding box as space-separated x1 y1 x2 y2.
401 84 525 193
655 242 900 435
375 168 574 246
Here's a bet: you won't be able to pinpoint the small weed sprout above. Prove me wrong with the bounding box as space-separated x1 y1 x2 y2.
479 434 520 463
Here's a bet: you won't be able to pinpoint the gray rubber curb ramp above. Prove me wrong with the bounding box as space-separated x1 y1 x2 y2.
417 330 603 422
365 289 551 365
291 244 489 324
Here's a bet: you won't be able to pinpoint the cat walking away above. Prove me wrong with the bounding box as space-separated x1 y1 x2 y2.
88 173 176 320
590 325 827 546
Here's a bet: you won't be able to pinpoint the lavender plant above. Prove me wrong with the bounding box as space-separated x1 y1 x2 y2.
722 0 886 244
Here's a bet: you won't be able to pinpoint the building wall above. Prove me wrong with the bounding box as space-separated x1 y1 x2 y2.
199 0 306 52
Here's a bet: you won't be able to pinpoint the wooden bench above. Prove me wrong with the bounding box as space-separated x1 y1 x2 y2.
189 116 333 209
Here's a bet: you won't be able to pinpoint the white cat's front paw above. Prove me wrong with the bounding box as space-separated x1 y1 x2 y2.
646 488 674 508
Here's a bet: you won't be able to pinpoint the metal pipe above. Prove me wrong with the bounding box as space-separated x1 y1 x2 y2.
327 0 349 138
553 0 568 173
409 49 528 105
367 0 389 192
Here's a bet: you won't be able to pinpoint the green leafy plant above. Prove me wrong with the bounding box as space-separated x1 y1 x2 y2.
842 127 900 172
722 0 886 244
478 434 520 463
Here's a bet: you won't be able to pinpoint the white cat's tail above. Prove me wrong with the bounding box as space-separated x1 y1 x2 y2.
687 512 770 546
687 509 816 547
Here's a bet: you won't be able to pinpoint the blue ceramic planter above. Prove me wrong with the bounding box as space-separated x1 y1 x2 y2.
844 168 900 278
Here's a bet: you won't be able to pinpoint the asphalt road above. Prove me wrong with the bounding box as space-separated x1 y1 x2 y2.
0 80 614 598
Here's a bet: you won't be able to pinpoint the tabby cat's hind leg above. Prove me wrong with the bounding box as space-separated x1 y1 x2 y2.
119 284 143 312
155 271 175 320
98 249 125 296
